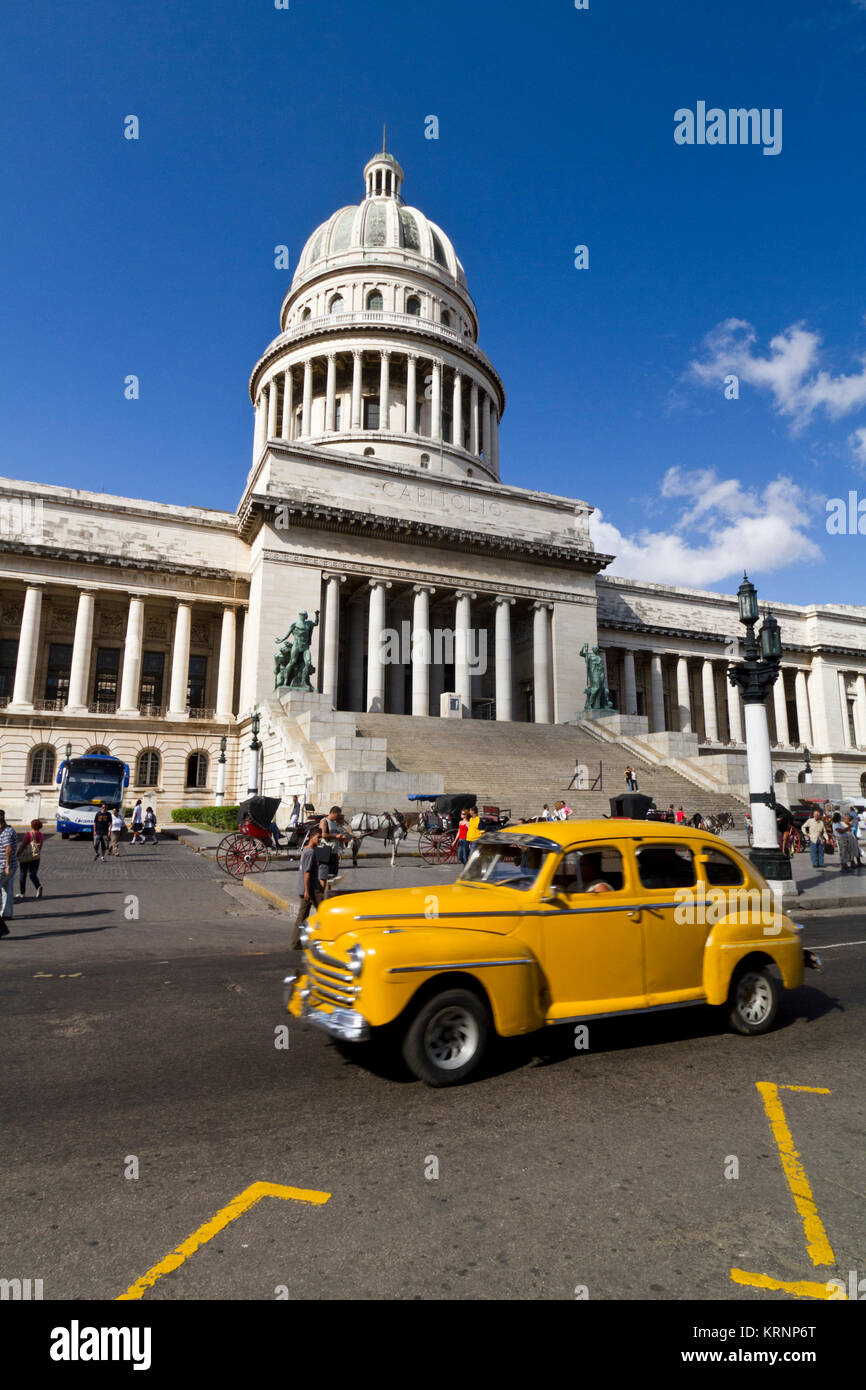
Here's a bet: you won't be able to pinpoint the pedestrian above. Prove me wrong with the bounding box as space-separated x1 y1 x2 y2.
292 826 324 945
16 818 44 901
130 799 144 844
455 807 471 864
93 803 111 861
288 795 301 828
109 807 125 856
833 811 856 872
668 804 676 823
539 803 553 821
466 807 483 844
318 805 352 883
675 806 686 824
0 808 19 937
844 813 862 867
804 808 827 869
143 805 158 845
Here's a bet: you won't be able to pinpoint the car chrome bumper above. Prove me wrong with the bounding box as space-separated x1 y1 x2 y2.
282 972 369 1041
804 949 823 974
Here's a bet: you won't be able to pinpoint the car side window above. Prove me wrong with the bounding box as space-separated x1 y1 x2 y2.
701 846 745 887
552 846 625 895
635 844 696 889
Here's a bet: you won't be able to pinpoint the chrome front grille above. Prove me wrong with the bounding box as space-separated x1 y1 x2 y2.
306 943 356 1009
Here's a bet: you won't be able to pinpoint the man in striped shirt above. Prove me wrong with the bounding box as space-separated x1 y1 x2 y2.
0 808 19 938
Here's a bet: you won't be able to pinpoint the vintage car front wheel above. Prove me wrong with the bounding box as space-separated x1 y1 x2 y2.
728 965 780 1036
402 988 490 1086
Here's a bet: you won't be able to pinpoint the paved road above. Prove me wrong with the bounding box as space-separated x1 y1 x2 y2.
1 838 864 1301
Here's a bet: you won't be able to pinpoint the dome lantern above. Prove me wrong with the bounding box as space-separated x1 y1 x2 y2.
364 147 403 201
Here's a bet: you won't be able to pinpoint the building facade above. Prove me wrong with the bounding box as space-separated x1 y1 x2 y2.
1 151 865 821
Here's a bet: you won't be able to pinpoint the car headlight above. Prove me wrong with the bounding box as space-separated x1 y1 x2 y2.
299 924 311 948
347 943 365 978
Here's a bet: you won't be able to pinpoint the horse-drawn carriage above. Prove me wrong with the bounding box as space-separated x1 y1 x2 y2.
409 793 510 864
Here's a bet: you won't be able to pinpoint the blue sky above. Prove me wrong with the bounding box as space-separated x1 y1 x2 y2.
2 0 866 605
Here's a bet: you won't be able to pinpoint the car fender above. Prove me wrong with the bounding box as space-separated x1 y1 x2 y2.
703 912 805 1004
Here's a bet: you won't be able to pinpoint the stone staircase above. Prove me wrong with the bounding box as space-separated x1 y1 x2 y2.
354 714 748 821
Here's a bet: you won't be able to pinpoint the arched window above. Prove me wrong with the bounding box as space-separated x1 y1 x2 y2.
406 295 421 317
29 745 56 785
301 307 311 321
774 769 787 783
366 290 383 311
363 447 375 456
440 310 451 328
861 772 866 797
137 750 160 787
329 294 344 314
419 453 430 469
186 752 208 789
86 746 110 756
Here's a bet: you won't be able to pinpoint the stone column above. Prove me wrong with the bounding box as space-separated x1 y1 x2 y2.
379 350 391 431
855 674 866 748
266 379 278 441
794 669 812 747
726 678 743 743
406 354 417 434
118 594 146 715
482 394 491 463
676 657 692 734
301 359 313 437
280 368 293 441
430 360 442 440
347 596 366 712
470 380 480 455
623 649 638 717
351 351 363 429
838 670 852 747
252 393 265 462
325 353 337 432
490 405 499 473
701 659 718 741
494 596 515 722
452 370 463 449
9 583 44 711
322 573 346 706
411 585 435 716
215 606 237 722
65 588 97 714
650 654 666 732
773 672 790 746
167 602 192 720
454 590 476 717
366 580 391 712
532 602 552 724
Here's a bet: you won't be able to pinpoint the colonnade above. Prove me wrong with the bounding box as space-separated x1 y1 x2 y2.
253 349 500 468
319 575 553 722
4 583 240 721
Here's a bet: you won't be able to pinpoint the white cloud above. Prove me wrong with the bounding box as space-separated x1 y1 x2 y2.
590 466 823 587
689 317 866 434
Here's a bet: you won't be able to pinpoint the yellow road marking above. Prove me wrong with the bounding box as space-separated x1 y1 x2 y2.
730 1268 844 1300
117 1181 330 1300
755 1082 835 1267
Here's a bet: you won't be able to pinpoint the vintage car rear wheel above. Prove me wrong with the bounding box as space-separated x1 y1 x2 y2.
402 988 490 1086
728 965 780 1036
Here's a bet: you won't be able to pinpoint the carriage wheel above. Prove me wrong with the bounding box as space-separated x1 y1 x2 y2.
217 832 244 876
433 832 455 864
246 840 271 873
419 831 442 865
220 834 270 879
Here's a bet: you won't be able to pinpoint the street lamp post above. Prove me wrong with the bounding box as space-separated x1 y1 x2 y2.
247 712 261 797
215 735 227 804
727 574 792 898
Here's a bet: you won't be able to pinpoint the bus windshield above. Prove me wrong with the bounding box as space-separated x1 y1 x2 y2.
59 758 126 809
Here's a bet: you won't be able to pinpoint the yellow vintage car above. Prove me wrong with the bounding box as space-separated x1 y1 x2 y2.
283 820 821 1086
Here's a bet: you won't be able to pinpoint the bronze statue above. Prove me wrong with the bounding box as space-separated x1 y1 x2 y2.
580 641 613 711
275 610 320 691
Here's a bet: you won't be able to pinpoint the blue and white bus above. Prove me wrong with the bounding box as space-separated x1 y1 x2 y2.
56 754 130 836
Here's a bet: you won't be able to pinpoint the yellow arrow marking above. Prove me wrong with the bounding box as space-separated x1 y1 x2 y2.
117 1181 331 1300
730 1269 843 1300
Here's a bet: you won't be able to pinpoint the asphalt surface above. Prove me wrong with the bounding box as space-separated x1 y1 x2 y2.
1 835 864 1302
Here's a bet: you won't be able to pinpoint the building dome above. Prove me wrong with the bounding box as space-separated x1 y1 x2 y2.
250 150 504 483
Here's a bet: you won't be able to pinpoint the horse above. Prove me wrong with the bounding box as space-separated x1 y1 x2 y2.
350 809 409 866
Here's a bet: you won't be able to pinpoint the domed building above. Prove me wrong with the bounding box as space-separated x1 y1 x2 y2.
249 150 504 480
0 149 864 824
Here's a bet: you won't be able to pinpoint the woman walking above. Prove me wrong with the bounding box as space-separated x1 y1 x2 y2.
15 818 44 900
130 799 144 844
455 808 471 865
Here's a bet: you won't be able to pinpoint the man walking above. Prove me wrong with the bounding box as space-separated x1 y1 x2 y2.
130 799 144 844
292 825 324 947
0 808 18 938
93 803 111 861
805 807 828 869
109 807 125 856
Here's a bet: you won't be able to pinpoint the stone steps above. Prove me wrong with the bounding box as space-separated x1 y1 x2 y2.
354 714 748 820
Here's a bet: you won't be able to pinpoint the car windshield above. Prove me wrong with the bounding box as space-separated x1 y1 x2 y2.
460 840 547 890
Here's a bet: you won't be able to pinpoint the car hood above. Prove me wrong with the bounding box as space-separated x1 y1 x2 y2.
313 883 529 938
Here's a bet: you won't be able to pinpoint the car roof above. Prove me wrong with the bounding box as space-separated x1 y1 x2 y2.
503 819 724 847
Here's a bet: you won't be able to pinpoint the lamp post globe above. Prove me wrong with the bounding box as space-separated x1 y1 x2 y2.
215 734 228 805
727 576 793 899
247 711 261 797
